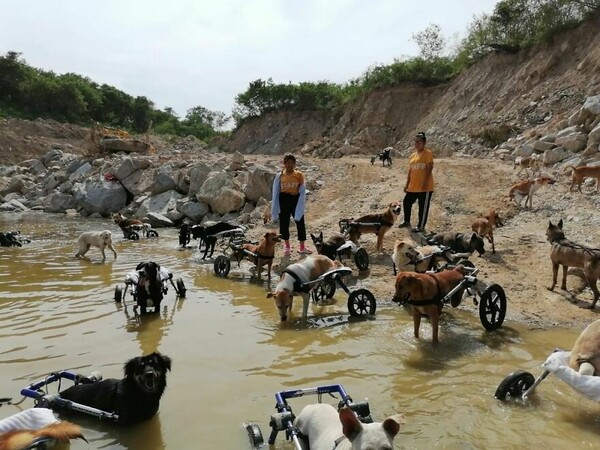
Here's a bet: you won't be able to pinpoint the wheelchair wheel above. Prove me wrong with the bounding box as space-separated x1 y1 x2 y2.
175 278 186 297
311 279 336 303
347 289 376 316
494 370 535 401
245 423 264 448
354 248 369 271
479 283 507 330
114 285 122 303
147 229 159 238
127 231 140 241
214 255 231 277
455 258 475 268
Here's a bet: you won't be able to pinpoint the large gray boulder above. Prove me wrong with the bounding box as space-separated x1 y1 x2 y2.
244 165 275 203
135 190 184 222
196 172 246 215
178 200 209 222
145 212 174 228
187 162 212 197
152 166 176 195
555 132 587 153
121 168 156 196
73 180 128 215
113 157 152 180
543 146 570 165
43 192 77 213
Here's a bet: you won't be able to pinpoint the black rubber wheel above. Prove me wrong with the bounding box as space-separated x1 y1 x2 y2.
456 258 475 268
479 283 507 330
245 423 264 448
114 285 122 303
311 279 336 303
147 229 159 238
128 231 140 241
354 248 369 271
176 278 186 297
494 370 535 401
213 255 231 277
347 288 376 316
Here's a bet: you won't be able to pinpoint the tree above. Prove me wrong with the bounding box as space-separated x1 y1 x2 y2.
412 24 446 60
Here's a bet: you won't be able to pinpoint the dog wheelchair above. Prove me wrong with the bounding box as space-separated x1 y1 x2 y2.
113 263 186 314
123 224 159 241
370 147 393 167
495 349 600 406
244 384 373 448
321 238 370 272
392 242 472 276
212 229 264 277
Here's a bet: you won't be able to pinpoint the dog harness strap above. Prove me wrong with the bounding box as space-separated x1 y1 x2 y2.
282 269 310 293
377 214 393 228
256 252 274 260
333 435 347 449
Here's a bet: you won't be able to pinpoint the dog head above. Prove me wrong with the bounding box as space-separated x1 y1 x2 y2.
310 232 324 252
338 406 404 449
262 231 281 246
124 352 172 394
100 230 113 244
485 209 504 228
536 176 555 186
112 213 126 225
392 240 419 267
136 261 162 294
546 219 565 243
388 202 402 217
466 232 485 256
392 272 421 304
267 288 293 321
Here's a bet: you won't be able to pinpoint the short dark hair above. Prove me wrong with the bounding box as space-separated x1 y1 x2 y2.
415 132 426 142
283 154 296 163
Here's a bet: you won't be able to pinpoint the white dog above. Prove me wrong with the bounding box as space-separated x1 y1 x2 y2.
75 230 117 260
294 404 404 450
392 239 466 273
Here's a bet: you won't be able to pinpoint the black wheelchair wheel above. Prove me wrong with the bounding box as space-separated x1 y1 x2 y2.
213 255 231 277
245 423 264 448
494 370 535 401
354 248 369 271
175 278 186 297
147 229 159 238
114 285 122 303
127 231 140 241
479 283 507 330
347 288 376 316
455 258 475 268
311 279 336 303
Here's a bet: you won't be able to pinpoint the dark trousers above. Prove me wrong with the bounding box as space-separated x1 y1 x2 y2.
279 193 307 241
403 191 433 229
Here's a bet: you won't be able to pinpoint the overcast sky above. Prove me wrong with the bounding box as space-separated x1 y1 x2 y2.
1 0 499 119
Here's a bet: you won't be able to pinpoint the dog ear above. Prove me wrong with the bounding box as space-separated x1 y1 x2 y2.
383 413 406 438
158 353 172 372
558 219 563 229
124 357 139 380
339 406 362 441
266 292 275 298
136 262 146 270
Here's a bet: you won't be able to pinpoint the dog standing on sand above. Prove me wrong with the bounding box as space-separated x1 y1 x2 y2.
471 208 504 254
563 164 600 193
340 202 402 253
514 154 541 177
74 230 117 260
508 176 555 209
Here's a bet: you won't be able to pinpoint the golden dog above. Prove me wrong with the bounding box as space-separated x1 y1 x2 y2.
0 421 85 450
569 319 600 376
564 165 600 193
508 176 555 209
341 202 402 253
234 231 280 279
392 266 467 344
471 208 504 254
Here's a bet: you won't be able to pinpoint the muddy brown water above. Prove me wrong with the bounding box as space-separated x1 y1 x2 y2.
1 213 599 449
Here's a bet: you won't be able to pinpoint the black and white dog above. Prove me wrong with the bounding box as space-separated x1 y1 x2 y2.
0 231 30 247
190 222 244 259
135 261 164 313
60 352 172 424
370 148 393 167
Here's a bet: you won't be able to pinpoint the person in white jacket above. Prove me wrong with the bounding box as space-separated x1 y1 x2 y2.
270 154 311 256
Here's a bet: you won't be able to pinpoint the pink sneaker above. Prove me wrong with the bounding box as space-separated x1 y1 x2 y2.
298 248 313 255
283 247 291 257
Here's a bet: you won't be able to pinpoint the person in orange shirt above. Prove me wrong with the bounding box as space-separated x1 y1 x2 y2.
270 154 312 256
397 132 434 233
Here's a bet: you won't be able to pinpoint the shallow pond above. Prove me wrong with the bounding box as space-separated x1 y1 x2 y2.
0 212 598 449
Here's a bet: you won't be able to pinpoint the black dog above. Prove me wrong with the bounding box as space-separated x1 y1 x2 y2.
0 231 30 247
179 223 191 248
310 231 349 261
190 222 244 259
60 352 172 424
135 261 164 313
370 148 392 167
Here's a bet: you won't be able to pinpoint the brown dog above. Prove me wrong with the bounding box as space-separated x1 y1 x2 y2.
392 265 467 344
0 421 86 450
546 219 600 309
508 176 555 209
234 231 280 279
340 202 402 253
514 154 541 177
471 208 504 254
569 319 600 376
564 165 600 193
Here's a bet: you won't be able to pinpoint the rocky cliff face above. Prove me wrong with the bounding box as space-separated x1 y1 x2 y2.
227 15 600 157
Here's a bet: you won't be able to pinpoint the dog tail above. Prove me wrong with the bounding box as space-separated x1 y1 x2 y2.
562 165 576 175
0 422 87 450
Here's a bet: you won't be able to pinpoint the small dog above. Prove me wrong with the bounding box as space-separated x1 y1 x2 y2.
432 231 486 256
564 164 600 193
59 352 172 425
392 265 468 343
370 148 393 167
0 421 85 449
311 231 349 261
0 231 30 247
294 404 404 450
471 208 504 254
391 239 464 273
267 254 342 321
179 223 191 248
546 219 600 308
234 231 280 279
135 261 164 313
74 230 117 260
508 176 555 209
112 212 144 238
190 222 244 259
514 154 541 177
569 319 600 375
340 202 402 253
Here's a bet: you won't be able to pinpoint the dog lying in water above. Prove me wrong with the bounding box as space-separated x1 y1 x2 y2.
59 352 171 424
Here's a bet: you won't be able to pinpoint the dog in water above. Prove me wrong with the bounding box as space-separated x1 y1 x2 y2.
294 404 404 450
234 231 280 279
564 164 600 193
112 212 145 238
546 219 600 308
569 319 600 376
135 261 164 313
74 230 117 260
340 202 402 253
190 222 244 259
471 208 504 254
0 231 30 247
59 352 172 424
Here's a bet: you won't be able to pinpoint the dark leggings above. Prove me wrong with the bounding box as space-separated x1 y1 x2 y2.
279 193 307 241
403 191 433 229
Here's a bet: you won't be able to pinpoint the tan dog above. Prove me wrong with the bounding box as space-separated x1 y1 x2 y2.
569 319 600 376
471 208 504 254
391 239 461 273
0 421 86 450
546 219 600 308
508 176 555 209
564 165 600 193
392 266 467 344
267 254 342 321
514 154 541 177
75 230 117 260
234 231 280 279
341 202 402 253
